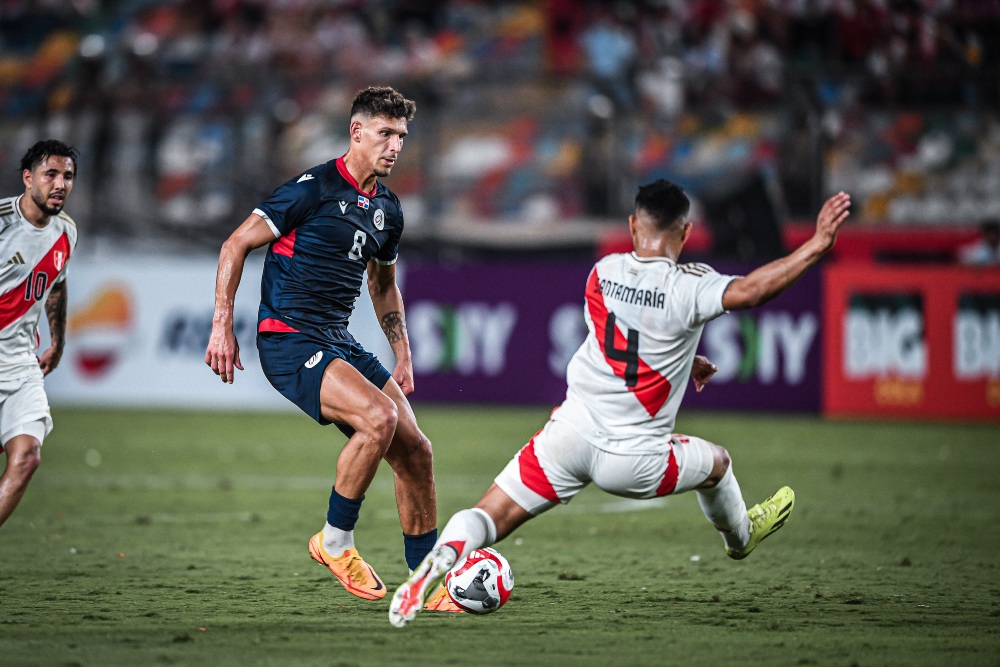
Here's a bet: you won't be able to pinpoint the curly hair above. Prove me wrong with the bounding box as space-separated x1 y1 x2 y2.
20 139 78 173
350 86 416 122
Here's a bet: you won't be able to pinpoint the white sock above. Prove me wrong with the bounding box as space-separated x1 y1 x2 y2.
436 508 497 562
696 466 750 550
322 522 354 556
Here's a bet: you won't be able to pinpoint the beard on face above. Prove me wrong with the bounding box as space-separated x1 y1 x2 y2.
32 190 64 216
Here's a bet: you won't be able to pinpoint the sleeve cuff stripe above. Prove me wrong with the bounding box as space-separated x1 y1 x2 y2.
253 208 280 238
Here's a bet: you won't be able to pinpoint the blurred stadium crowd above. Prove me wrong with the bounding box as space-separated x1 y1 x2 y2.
1 0 998 250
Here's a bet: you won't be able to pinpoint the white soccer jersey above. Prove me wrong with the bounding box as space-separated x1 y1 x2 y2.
0 195 77 380
553 252 736 454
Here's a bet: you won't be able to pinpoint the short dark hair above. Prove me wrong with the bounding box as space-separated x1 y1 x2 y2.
350 86 416 122
20 139 78 173
635 179 690 231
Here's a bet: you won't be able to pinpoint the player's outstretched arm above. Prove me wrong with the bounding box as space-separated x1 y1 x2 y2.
38 280 67 376
367 260 415 395
205 213 274 384
722 192 851 311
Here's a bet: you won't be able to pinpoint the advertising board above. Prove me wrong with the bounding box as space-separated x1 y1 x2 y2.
823 264 1000 420
404 260 824 411
45 253 390 411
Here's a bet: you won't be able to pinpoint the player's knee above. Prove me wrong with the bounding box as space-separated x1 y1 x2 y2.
699 444 731 488
6 446 41 485
405 432 433 472
366 399 398 444
713 445 731 475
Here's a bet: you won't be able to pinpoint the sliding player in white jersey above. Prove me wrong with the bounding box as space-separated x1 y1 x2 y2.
390 179 851 627
0 140 79 528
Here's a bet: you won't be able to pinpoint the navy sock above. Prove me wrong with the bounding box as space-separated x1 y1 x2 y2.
403 528 439 570
326 487 364 531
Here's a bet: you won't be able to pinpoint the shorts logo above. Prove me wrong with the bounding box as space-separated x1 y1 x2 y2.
357 195 370 210
304 351 324 368
373 209 385 230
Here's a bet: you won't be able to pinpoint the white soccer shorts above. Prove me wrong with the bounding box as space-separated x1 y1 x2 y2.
494 418 715 515
0 377 53 448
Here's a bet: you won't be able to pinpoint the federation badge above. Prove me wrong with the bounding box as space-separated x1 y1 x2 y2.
373 209 385 230
54 250 65 272
358 195 370 210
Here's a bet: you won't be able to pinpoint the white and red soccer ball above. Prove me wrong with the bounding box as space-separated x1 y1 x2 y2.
445 547 514 614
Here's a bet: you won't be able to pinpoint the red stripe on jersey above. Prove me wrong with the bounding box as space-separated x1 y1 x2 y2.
336 156 376 197
654 448 679 496
258 318 300 333
272 228 296 257
585 268 671 417
518 433 560 503
0 232 71 330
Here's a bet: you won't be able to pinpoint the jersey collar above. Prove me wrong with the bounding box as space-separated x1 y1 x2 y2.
335 156 377 198
629 252 676 265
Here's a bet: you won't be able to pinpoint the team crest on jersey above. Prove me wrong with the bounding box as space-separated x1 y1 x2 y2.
304 351 324 369
357 195 370 210
373 209 385 230
54 250 65 272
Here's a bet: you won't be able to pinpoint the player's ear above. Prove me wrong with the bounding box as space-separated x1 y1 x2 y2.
680 220 692 244
22 168 32 189
350 119 363 143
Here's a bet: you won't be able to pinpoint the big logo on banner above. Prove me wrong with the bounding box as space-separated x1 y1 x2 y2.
823 264 1000 420
844 293 927 406
955 294 1000 406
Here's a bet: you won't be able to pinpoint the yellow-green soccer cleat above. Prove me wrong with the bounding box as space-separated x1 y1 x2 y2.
727 486 795 560
388 545 458 628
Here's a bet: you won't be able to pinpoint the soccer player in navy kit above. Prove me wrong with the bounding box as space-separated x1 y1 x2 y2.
206 86 454 609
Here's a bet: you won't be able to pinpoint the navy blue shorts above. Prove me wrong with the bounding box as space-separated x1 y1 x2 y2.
257 331 392 436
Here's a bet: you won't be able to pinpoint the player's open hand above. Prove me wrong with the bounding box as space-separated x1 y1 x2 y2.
814 191 851 251
205 325 243 384
691 354 717 392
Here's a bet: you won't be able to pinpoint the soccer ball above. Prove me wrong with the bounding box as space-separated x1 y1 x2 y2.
445 547 514 614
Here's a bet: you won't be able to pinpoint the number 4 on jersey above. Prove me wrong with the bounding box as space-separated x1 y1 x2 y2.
604 313 638 388
586 269 671 417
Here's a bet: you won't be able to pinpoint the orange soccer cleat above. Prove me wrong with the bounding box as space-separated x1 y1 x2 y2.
308 532 386 600
423 584 463 613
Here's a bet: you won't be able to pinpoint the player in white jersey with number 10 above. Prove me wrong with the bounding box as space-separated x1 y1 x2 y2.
390 179 852 627
0 140 79 529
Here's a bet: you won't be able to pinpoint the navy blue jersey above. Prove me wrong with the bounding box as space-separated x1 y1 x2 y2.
253 156 403 338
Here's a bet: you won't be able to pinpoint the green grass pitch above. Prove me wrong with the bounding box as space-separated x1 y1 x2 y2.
1 406 998 666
